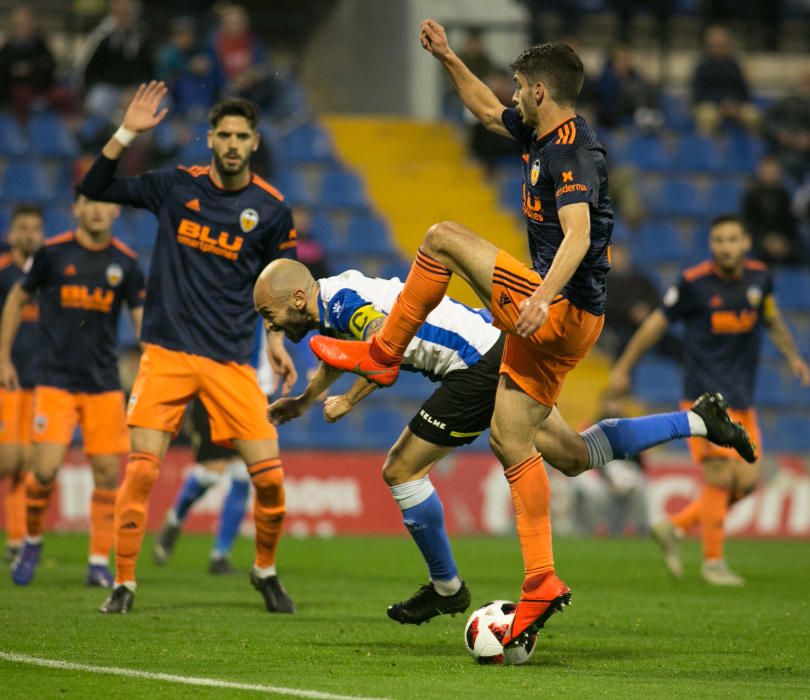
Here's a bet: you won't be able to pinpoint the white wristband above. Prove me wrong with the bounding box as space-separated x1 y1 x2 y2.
113 126 137 147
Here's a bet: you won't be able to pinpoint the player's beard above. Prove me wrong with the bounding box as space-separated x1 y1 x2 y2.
213 149 249 176
282 307 311 343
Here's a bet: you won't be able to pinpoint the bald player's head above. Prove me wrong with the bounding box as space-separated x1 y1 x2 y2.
254 259 318 342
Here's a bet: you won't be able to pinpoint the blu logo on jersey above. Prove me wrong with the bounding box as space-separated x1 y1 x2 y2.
176 218 244 261
60 285 114 312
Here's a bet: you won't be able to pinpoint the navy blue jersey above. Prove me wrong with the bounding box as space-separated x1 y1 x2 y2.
0 253 41 389
80 159 297 364
661 259 773 409
21 232 145 393
501 109 613 315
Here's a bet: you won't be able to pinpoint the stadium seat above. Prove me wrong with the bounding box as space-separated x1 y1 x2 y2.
307 212 337 247
379 260 411 281
345 214 395 255
177 122 211 165
0 113 28 157
499 175 523 214
28 113 78 158
1 162 54 203
723 132 763 174
635 221 690 264
270 170 314 207
705 181 744 217
646 179 703 218
774 269 810 311
659 92 694 132
754 365 794 407
360 406 407 450
770 413 810 452
275 123 336 166
43 207 74 236
633 358 681 404
669 134 722 173
320 169 369 210
622 133 668 171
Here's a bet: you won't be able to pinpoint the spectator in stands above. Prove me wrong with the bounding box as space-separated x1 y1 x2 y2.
209 3 279 113
468 70 522 175
291 208 328 281
594 42 662 130
76 0 154 117
691 25 758 136
743 155 804 266
601 242 681 361
442 27 496 122
762 69 810 183
157 16 224 119
0 6 70 121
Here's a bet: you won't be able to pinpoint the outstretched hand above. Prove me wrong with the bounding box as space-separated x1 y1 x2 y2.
420 18 452 60
123 81 169 133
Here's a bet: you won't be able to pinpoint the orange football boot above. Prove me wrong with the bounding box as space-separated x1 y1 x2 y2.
502 572 572 648
309 336 400 387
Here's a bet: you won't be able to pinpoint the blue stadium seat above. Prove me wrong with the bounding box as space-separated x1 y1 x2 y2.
770 413 810 452
611 217 631 243
360 406 407 450
705 181 744 217
307 213 336 247
28 113 77 158
345 214 395 255
0 113 28 157
270 171 313 207
177 122 211 165
774 269 810 311
275 123 336 166
635 222 689 264
647 179 703 218
623 134 668 170
659 92 694 132
320 170 369 210
670 134 722 173
754 365 794 407
499 175 523 214
379 260 411 281
633 358 681 404
723 132 763 174
43 207 74 236
1 162 54 203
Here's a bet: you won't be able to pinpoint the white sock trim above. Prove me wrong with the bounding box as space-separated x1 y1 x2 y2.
390 476 435 511
88 555 109 566
192 464 221 488
580 425 614 468
253 564 277 578
687 411 708 437
431 576 462 596
229 460 250 482
25 536 43 545
118 580 136 592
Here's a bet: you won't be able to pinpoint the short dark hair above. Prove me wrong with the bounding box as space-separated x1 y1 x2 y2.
510 43 584 107
10 204 43 222
208 98 260 130
709 214 743 231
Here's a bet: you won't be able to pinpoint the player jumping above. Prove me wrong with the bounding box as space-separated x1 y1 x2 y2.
79 82 299 613
609 216 809 585
256 260 753 624
1 194 145 588
0 205 44 563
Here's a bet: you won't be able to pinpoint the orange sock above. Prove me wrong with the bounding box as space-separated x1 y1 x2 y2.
248 458 285 569
5 472 27 544
372 248 451 363
700 484 730 561
504 454 554 579
114 452 160 584
670 496 701 532
89 488 117 561
25 473 54 539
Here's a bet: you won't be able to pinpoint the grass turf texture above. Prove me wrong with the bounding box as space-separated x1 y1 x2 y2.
1 534 808 699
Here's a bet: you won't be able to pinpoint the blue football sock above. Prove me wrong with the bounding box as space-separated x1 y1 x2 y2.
213 463 249 557
581 411 692 466
173 465 218 523
391 477 458 583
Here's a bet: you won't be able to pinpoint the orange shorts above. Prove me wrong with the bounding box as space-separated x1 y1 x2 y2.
681 401 761 463
32 386 130 455
0 388 35 445
490 250 604 406
127 343 276 446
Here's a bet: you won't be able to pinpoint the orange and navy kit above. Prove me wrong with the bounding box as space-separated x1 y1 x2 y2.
493 110 614 406
0 254 40 445
663 259 771 460
20 231 145 453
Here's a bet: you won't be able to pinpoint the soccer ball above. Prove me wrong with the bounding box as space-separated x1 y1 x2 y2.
463 600 537 665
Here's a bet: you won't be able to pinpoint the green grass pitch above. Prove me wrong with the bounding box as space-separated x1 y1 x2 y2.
1 533 808 699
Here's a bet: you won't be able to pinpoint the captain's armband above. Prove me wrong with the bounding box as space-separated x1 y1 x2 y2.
348 304 386 340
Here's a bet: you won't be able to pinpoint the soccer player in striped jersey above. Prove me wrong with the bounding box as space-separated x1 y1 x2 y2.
610 216 809 585
79 82 298 614
256 260 753 623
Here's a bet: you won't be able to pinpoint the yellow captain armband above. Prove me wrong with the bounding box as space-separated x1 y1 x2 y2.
348 304 386 340
763 294 776 320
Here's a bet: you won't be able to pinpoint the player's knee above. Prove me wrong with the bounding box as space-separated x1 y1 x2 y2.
381 453 412 487
423 221 454 256
125 452 160 497
251 463 284 504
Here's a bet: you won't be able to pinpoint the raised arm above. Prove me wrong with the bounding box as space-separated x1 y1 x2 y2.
420 19 511 137
0 283 33 390
763 296 810 386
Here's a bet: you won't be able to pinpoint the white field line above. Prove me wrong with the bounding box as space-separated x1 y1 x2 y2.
0 651 393 700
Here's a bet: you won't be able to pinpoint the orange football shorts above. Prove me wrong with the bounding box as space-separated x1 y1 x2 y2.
0 388 35 445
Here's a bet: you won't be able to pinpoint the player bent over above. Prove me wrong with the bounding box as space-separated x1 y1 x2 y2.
256 261 754 624
610 216 810 585
1 194 145 588
80 82 299 613
0 206 44 563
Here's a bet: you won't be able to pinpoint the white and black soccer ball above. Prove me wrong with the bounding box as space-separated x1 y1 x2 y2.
463 600 537 666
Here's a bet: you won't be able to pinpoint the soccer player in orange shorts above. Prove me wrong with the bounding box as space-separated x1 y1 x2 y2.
310 19 621 649
0 205 44 563
0 194 145 588
610 216 810 585
79 82 299 613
